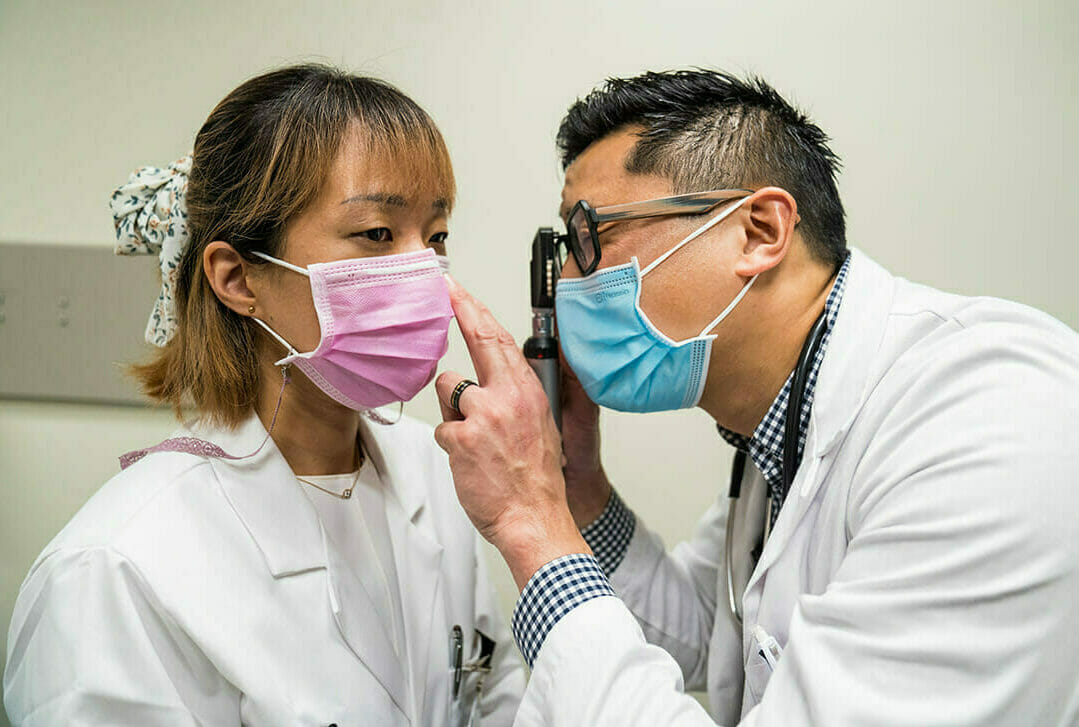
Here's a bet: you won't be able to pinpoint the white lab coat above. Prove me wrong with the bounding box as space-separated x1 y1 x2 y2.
4 411 525 725
515 249 1079 726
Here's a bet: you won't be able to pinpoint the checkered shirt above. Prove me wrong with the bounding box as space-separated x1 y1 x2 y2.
580 489 636 575
510 553 616 667
509 254 851 667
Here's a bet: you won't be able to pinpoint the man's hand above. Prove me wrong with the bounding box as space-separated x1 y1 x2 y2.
434 277 589 590
558 351 614 528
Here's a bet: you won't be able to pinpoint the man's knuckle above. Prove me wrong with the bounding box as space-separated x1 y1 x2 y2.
456 426 478 450
485 404 507 428
473 325 500 344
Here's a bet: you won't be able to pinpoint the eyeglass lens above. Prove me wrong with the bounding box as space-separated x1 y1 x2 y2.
568 207 597 274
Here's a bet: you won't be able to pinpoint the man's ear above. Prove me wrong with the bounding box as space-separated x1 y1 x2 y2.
203 241 257 316
733 186 799 278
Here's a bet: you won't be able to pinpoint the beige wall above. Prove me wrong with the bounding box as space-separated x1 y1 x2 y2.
2 0 1077 722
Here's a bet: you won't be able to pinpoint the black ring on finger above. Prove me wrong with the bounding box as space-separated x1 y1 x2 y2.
449 379 478 415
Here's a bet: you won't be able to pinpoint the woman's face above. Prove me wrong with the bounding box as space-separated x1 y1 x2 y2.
248 124 453 356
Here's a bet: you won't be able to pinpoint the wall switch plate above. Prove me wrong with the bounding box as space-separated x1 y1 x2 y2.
0 243 164 406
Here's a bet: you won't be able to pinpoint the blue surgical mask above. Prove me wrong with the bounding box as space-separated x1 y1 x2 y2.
555 198 756 413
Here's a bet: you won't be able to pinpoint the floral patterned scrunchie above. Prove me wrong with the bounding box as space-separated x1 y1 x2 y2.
110 155 192 347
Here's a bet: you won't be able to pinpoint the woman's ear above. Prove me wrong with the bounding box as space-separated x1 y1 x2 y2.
733 186 799 278
203 241 257 316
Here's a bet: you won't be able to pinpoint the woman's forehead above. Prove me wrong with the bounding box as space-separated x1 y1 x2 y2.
321 124 455 212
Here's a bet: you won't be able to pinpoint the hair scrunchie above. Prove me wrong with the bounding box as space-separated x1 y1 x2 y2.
110 155 193 347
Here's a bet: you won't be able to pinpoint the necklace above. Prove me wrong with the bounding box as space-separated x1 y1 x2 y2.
295 448 366 500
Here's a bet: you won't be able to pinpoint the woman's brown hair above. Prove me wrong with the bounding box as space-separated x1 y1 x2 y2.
132 63 455 426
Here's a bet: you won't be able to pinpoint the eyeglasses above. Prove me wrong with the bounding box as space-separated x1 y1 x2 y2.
561 189 753 276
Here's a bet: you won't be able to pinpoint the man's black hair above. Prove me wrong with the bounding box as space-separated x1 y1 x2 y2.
557 69 847 266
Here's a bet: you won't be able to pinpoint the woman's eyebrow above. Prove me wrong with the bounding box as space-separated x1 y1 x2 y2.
341 193 451 212
340 193 408 207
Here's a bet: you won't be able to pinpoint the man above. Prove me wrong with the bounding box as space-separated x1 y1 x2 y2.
433 70 1079 725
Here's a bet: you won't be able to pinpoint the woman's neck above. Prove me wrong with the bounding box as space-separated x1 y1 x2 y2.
254 360 362 476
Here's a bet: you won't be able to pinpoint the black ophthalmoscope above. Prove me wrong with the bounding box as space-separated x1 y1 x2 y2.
523 227 562 431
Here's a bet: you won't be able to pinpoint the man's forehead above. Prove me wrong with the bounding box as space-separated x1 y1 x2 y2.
560 129 643 218
560 129 677 220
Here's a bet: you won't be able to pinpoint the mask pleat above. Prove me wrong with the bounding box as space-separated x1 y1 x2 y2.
309 354 432 405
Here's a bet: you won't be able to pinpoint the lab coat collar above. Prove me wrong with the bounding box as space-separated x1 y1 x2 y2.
806 248 896 460
192 412 326 578
190 410 434 578
744 249 896 596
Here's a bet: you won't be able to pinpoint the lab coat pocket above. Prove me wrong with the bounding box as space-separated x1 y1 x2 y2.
745 658 773 705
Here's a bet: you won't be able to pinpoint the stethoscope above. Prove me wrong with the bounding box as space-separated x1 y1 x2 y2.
724 309 829 624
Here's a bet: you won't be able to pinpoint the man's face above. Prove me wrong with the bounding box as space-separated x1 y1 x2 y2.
559 128 748 342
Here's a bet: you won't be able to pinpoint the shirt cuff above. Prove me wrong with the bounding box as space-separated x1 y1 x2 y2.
580 489 636 576
510 553 615 668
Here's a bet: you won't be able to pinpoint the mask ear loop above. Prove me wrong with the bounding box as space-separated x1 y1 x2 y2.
639 195 750 278
251 250 311 277
248 252 309 363
251 316 302 364
362 401 404 426
630 195 756 339
697 274 759 336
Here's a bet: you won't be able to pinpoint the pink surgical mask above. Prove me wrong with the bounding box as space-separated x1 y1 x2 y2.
250 247 454 411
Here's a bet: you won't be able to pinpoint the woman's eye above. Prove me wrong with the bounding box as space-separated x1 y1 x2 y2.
430 232 448 245
355 228 392 242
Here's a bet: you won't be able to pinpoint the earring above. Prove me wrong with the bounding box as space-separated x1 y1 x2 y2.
248 305 256 314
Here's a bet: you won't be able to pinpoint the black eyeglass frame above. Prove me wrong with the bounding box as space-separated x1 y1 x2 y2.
560 188 754 276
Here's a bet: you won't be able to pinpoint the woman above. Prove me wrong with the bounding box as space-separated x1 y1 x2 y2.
3 64 524 726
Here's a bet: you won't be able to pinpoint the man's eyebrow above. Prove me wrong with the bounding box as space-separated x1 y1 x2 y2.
340 193 409 207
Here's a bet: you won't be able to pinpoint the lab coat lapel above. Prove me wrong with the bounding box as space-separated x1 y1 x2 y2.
745 250 896 594
323 527 412 720
197 413 325 577
361 418 445 721
196 413 411 719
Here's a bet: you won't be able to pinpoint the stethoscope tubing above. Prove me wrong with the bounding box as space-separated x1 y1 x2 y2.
724 309 829 624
